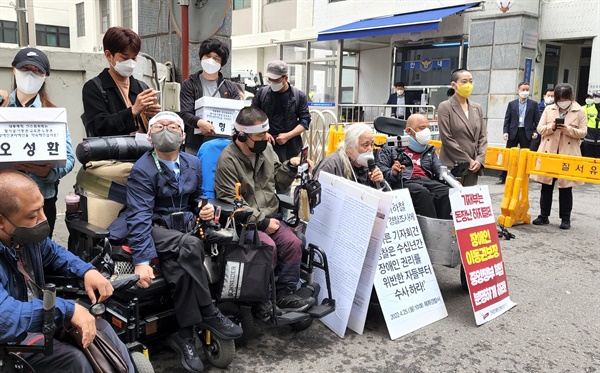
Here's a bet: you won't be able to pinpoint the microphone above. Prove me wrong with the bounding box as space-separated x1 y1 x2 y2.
367 158 382 190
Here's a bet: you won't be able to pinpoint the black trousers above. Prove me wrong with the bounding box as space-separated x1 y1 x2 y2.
581 142 600 158
404 178 452 220
500 128 531 181
23 319 134 373
43 181 60 238
151 226 212 328
539 179 573 221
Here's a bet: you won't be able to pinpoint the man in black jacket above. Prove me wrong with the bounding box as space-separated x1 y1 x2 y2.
386 81 415 119
377 114 452 219
498 81 541 184
251 60 311 163
179 38 241 155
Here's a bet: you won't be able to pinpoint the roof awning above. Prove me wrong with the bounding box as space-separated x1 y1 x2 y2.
317 2 481 41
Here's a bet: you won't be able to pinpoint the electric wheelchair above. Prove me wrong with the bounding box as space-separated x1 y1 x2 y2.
65 135 336 366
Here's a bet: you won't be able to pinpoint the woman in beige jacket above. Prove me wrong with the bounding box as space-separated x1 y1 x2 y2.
531 83 587 229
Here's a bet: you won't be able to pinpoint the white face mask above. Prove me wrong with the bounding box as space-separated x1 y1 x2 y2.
15 69 46 95
269 81 284 92
396 90 404 96
544 97 554 105
519 91 530 99
201 58 221 74
594 97 600 104
556 101 572 110
354 151 374 167
414 128 432 146
113 59 136 78
586 98 595 105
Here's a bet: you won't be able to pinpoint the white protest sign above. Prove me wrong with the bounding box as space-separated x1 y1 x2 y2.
341 180 394 335
449 186 517 325
305 172 379 338
194 96 244 135
374 188 448 340
0 107 67 170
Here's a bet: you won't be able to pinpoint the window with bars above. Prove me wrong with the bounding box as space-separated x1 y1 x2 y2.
76 2 85 37
36 24 70 48
122 0 132 29
100 0 110 33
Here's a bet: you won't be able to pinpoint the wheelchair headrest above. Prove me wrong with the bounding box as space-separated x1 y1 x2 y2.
373 116 407 136
76 136 153 166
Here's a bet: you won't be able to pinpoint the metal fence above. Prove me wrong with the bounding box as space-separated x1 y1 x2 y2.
303 104 439 164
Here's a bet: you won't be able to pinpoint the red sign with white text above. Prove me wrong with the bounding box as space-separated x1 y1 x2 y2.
449 186 516 325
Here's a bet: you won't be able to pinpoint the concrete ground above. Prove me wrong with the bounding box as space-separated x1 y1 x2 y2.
52 175 600 373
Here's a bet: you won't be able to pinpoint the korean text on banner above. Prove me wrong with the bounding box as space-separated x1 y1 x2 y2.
374 189 447 340
0 107 67 170
449 185 517 325
339 177 395 335
194 96 245 136
305 172 379 338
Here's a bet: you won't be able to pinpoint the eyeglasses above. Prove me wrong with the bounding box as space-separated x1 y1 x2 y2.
151 123 181 132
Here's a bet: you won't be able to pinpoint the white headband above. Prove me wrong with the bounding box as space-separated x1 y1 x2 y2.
148 111 185 131
234 120 270 134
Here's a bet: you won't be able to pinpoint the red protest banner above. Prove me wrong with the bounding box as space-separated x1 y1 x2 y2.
449 186 516 325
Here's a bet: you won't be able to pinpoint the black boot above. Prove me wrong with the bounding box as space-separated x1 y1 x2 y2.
168 333 204 372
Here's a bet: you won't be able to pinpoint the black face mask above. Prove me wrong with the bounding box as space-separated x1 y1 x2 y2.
2 216 50 247
249 139 268 154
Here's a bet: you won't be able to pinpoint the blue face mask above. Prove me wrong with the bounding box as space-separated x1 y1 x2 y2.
408 136 428 153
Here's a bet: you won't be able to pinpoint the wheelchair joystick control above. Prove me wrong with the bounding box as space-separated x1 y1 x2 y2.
42 283 56 353
234 182 243 210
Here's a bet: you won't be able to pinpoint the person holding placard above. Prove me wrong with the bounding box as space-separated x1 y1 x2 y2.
312 123 384 188
376 114 452 219
179 38 241 155
82 27 161 137
0 47 74 237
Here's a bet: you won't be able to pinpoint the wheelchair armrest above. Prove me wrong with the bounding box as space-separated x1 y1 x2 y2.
66 218 110 239
277 194 296 211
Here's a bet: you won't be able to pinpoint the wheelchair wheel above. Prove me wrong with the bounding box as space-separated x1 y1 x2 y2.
202 331 235 369
131 351 154 373
460 264 469 292
290 317 313 332
217 301 255 347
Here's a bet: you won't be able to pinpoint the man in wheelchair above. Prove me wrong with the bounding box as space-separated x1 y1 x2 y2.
0 170 134 372
214 107 316 313
106 111 242 373
376 113 453 220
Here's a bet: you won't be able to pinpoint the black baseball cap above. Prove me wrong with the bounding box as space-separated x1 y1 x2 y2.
12 47 50 76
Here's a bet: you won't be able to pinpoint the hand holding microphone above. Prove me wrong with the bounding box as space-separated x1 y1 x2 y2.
367 158 383 189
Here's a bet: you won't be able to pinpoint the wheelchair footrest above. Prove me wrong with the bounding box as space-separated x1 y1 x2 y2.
307 304 335 319
276 311 310 325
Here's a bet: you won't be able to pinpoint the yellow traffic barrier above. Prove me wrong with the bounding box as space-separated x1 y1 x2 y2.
526 151 600 184
429 140 511 172
498 148 531 227
326 124 345 155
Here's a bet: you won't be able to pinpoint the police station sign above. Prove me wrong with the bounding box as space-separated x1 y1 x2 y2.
0 108 68 169
449 186 517 325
